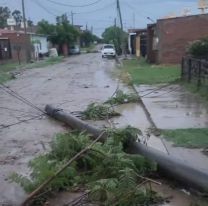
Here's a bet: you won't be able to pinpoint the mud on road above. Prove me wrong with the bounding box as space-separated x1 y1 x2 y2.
0 53 207 206
0 53 120 205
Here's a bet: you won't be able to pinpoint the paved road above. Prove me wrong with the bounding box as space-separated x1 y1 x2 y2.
0 53 118 205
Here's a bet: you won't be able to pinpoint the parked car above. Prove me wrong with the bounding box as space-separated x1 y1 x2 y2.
101 44 116 58
69 45 80 55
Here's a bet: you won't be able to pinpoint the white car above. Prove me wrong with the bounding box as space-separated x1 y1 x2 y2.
101 44 116 58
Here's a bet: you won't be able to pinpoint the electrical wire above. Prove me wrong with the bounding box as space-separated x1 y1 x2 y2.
74 2 115 14
0 83 46 114
0 114 45 130
31 0 58 17
45 0 103 8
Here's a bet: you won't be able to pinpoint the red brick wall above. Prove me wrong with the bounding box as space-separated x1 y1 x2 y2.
158 14 208 64
0 32 31 63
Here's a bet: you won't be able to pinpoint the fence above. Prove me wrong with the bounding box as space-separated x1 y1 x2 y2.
181 56 208 88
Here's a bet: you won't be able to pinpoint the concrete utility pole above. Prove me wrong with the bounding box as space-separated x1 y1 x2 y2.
116 0 123 30
22 0 30 62
22 0 27 35
71 11 74 25
116 0 126 56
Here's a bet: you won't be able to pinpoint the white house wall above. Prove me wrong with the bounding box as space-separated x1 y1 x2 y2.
31 35 48 54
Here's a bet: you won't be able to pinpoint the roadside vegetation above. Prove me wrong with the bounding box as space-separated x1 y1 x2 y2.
81 44 96 53
162 128 208 148
181 82 208 101
106 90 138 105
82 103 120 120
0 56 64 84
121 58 180 85
11 128 162 205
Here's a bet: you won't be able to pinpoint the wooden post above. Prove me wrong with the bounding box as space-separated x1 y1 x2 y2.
181 57 184 79
188 58 192 83
197 60 202 88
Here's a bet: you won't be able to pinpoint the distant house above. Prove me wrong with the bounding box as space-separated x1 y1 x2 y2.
147 14 208 64
0 29 48 63
30 33 49 59
0 29 30 63
128 28 147 58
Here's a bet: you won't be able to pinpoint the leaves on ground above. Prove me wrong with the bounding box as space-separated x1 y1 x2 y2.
106 90 138 105
11 128 159 205
82 103 120 120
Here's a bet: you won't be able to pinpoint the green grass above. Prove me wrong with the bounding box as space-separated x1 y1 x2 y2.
162 128 208 148
0 56 64 84
122 58 181 85
81 44 96 53
181 81 208 101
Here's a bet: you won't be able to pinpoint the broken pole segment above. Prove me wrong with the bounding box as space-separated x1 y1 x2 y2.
45 105 208 193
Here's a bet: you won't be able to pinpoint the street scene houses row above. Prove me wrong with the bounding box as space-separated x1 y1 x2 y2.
128 13 208 64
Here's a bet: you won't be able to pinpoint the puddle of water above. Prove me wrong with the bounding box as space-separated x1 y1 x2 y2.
113 103 151 131
152 182 208 206
136 84 208 129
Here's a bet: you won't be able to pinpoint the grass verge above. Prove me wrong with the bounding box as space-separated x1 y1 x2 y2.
81 44 96 53
162 128 208 148
121 58 181 85
0 56 64 84
181 81 208 101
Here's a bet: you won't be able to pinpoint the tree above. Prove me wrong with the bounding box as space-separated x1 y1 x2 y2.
56 14 69 25
37 20 56 35
12 10 22 27
0 6 11 28
188 37 208 59
37 17 79 55
102 26 127 55
27 19 34 27
81 31 94 47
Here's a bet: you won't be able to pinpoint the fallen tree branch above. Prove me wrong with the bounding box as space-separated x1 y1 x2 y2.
21 131 106 206
45 105 208 193
136 174 161 185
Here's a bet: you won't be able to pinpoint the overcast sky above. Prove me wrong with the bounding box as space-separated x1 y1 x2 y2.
0 0 202 36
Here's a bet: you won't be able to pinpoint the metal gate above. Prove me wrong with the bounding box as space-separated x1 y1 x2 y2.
0 38 11 60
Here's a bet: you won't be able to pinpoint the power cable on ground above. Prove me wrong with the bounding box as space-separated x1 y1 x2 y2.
0 83 46 115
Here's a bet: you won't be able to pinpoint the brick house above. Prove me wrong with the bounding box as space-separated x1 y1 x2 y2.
147 14 208 64
0 29 30 63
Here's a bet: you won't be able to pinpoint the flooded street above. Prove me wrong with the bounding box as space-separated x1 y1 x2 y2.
135 84 208 172
0 52 207 205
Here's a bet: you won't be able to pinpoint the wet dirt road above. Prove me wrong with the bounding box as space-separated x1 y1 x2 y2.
0 53 121 205
0 52 207 206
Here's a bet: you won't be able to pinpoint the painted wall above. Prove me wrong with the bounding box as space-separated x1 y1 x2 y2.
31 34 48 55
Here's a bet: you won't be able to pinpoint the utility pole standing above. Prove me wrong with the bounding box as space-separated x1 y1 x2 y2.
71 11 74 25
22 0 27 34
116 0 126 56
22 0 30 62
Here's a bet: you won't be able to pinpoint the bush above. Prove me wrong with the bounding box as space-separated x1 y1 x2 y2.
188 38 208 59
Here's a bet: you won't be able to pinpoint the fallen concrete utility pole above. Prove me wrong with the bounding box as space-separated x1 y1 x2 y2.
45 105 208 193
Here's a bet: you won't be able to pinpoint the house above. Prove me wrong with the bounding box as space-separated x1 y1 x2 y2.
0 29 48 63
0 29 30 63
30 33 49 59
128 28 147 58
147 13 208 64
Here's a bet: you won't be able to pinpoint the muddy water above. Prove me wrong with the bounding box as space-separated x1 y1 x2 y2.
136 84 208 129
152 182 208 206
134 84 208 171
1 53 207 205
